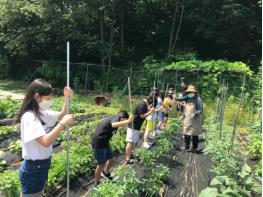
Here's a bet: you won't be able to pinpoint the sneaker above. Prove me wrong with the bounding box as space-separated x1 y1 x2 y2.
101 171 113 181
143 141 151 149
94 181 100 190
148 141 154 145
125 159 137 164
149 131 156 138
156 129 162 134
181 146 190 151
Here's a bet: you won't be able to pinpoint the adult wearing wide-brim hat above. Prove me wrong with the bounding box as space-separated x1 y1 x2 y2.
182 85 203 152
185 85 197 93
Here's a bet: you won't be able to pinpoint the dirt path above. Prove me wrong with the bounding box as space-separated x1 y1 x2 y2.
0 90 24 100
166 134 214 197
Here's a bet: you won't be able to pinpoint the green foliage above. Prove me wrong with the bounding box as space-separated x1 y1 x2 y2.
155 137 173 156
247 132 262 177
135 148 157 167
164 60 252 74
110 132 126 152
0 170 20 197
139 165 170 197
93 164 170 197
0 96 21 119
0 159 7 171
247 133 262 159
85 105 119 116
9 140 22 155
51 96 85 114
203 121 241 179
255 161 262 177
35 63 66 87
92 181 126 197
68 121 92 136
162 59 254 99
157 119 180 139
202 101 262 197
199 165 262 197
0 0 261 81
93 165 140 197
47 142 95 192
113 165 141 195
0 125 19 142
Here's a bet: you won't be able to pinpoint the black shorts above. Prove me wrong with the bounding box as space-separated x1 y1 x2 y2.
92 147 113 166
164 113 169 117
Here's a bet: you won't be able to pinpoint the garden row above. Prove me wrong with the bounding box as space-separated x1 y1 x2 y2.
0 95 121 196
0 113 181 197
199 115 262 197
92 120 181 197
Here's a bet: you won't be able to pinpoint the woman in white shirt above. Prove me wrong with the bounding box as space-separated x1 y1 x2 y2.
17 79 74 197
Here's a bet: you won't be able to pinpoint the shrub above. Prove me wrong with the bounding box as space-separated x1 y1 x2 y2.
0 170 20 197
0 96 21 119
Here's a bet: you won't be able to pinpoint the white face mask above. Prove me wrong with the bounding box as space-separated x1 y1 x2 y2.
39 99 52 111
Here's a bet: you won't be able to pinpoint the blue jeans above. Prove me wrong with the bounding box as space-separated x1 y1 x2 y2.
92 147 113 166
157 111 164 122
19 158 51 194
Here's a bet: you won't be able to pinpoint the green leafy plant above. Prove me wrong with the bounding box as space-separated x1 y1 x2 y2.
46 142 95 192
0 125 19 142
0 96 21 119
58 120 97 143
199 164 262 197
113 165 141 195
50 96 85 114
247 133 262 159
0 159 7 171
155 137 173 156
110 133 126 152
9 139 22 155
93 165 140 197
139 165 170 197
203 122 241 179
0 170 20 197
92 181 126 197
135 148 156 167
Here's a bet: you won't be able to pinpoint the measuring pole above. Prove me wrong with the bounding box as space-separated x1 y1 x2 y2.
164 83 169 97
84 64 89 94
128 77 133 129
153 81 156 107
66 42 70 197
157 69 160 89
129 66 133 79
128 77 132 113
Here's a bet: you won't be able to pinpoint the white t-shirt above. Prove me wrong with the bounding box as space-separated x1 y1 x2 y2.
156 97 163 109
21 110 60 160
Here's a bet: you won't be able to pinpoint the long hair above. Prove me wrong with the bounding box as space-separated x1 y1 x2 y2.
146 95 157 108
17 79 53 123
158 90 165 101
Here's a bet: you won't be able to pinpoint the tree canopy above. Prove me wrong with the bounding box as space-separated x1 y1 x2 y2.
0 0 261 80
